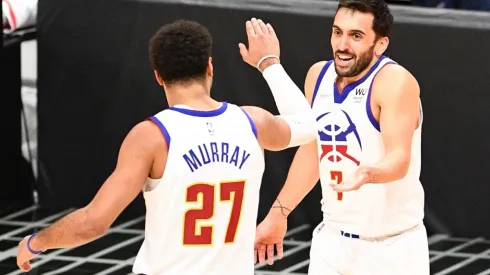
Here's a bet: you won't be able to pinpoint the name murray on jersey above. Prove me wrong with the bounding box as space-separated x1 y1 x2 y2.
183 142 251 172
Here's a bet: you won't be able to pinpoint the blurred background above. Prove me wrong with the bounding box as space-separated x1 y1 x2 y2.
2 0 490 274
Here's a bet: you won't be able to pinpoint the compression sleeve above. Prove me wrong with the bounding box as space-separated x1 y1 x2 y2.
262 63 317 148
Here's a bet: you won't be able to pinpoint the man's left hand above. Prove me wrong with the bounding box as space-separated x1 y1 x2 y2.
330 167 375 192
17 235 40 272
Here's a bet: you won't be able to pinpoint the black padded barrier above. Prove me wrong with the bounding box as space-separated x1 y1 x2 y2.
37 0 490 237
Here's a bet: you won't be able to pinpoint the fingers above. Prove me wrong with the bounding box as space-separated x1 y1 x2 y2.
242 17 279 67
331 180 358 192
245 20 256 38
238 43 248 59
258 243 267 264
250 18 275 35
267 244 275 265
331 172 369 192
255 242 284 265
18 261 31 272
251 18 264 35
257 19 269 35
330 183 350 192
266 23 276 37
276 242 284 259
331 181 356 192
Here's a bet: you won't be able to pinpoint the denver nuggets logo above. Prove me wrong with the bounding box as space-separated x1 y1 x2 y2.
317 110 362 166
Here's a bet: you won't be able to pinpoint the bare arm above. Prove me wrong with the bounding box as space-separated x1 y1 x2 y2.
29 121 166 251
369 64 421 183
239 18 316 150
265 61 326 220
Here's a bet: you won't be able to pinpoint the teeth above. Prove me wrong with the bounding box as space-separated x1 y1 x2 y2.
337 54 352 60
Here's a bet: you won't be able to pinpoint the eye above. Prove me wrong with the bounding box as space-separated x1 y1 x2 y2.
333 29 341 36
353 33 362 40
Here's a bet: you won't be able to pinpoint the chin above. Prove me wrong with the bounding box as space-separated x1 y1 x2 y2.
335 67 355 77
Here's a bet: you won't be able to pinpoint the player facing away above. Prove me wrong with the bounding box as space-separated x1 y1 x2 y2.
16 19 317 274
254 1 430 274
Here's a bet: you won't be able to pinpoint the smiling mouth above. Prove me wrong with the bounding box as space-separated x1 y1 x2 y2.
336 54 354 62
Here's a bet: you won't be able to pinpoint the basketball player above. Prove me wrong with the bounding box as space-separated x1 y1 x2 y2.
254 0 430 274
16 19 317 274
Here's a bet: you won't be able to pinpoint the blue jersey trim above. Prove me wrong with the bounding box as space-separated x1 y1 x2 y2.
148 116 171 148
169 102 228 117
334 56 387 104
311 60 333 107
365 61 397 132
240 108 258 138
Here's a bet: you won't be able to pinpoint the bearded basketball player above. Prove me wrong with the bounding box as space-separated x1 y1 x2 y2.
254 1 430 274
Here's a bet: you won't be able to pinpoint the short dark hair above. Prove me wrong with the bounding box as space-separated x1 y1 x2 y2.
149 20 212 86
337 0 394 38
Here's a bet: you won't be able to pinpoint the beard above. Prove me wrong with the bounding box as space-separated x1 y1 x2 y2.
334 44 375 78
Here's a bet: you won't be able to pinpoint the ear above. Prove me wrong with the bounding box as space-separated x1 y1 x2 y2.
154 70 164 86
207 57 213 77
375 37 389 57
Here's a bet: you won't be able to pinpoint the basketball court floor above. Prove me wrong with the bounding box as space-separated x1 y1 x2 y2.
1 206 490 275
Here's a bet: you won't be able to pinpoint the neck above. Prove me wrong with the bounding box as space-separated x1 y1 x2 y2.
165 83 219 110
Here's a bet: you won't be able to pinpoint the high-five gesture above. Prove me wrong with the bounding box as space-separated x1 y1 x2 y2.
239 18 280 72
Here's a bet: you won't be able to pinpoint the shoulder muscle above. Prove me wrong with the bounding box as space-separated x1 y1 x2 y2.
374 64 420 101
305 61 329 103
241 106 291 151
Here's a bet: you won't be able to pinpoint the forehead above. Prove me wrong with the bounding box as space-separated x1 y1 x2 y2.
333 8 374 34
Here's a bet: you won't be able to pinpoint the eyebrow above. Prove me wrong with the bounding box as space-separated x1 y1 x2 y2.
332 24 366 35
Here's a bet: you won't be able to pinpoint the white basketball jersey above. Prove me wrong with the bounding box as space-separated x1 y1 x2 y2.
132 102 265 275
311 56 425 237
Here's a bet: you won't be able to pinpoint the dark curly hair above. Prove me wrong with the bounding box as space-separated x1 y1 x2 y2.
149 20 212 86
337 0 394 38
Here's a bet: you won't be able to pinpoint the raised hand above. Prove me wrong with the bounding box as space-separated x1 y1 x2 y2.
239 18 280 72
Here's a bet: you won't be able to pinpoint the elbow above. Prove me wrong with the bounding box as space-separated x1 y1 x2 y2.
297 114 317 145
303 113 317 142
87 222 109 238
81 208 110 239
394 154 411 180
283 113 317 148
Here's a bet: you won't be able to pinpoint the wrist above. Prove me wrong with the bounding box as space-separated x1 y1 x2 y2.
267 208 288 221
259 57 280 73
268 199 292 220
358 166 381 183
27 234 45 254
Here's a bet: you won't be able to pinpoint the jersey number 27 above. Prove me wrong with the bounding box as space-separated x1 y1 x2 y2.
183 180 245 245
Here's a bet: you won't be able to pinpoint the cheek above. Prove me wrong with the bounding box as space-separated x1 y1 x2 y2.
330 36 337 48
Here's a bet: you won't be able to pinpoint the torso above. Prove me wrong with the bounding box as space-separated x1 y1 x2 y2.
311 56 425 237
133 102 264 275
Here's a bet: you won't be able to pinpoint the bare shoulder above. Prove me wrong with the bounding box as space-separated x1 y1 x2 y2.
240 106 269 125
305 61 328 89
374 63 420 98
305 61 330 101
124 120 168 152
307 61 329 76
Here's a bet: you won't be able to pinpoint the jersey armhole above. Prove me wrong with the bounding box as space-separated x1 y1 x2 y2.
366 61 397 132
311 60 333 107
147 116 171 149
239 108 258 139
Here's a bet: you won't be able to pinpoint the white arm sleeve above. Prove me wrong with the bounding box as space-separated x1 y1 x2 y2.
262 63 317 148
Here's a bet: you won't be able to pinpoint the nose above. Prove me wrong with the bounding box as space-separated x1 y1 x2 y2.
337 36 350 52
